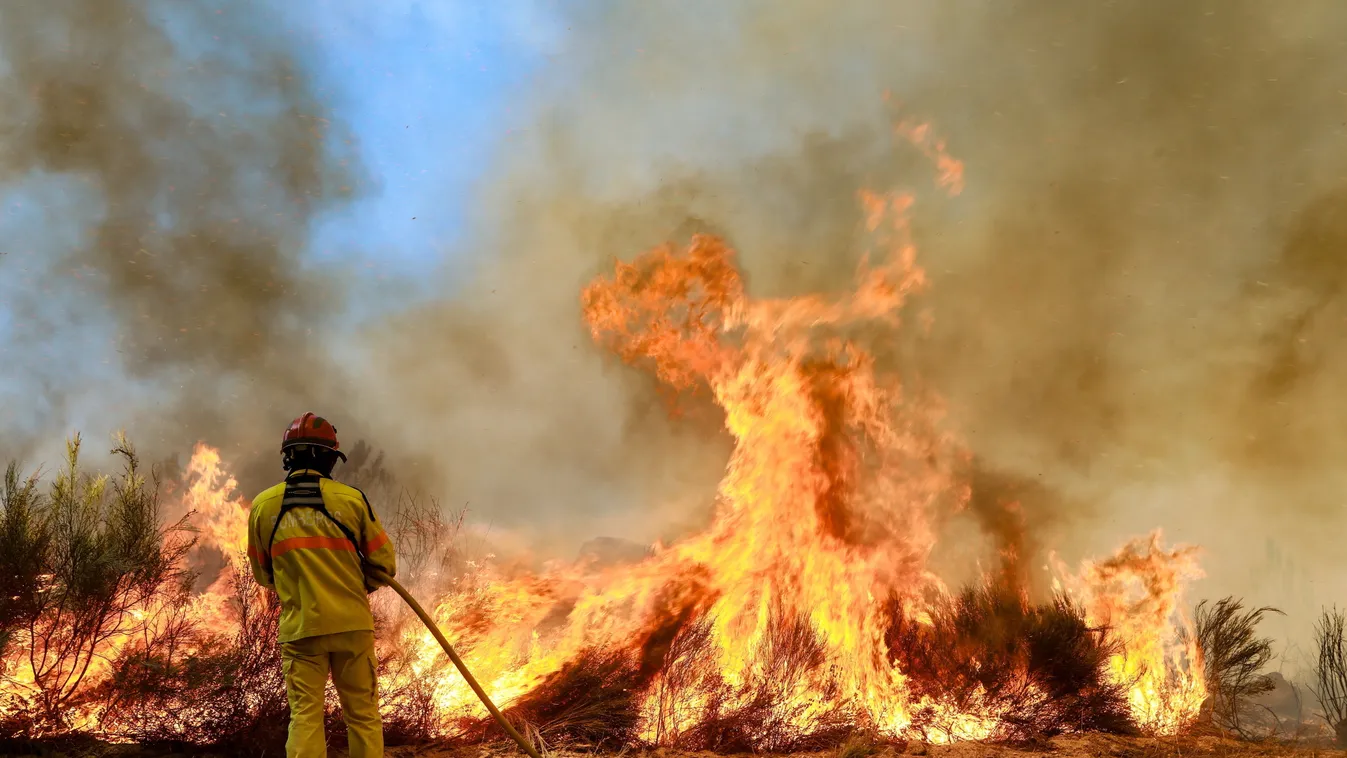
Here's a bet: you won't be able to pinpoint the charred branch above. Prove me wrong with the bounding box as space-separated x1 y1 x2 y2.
1313 607 1347 746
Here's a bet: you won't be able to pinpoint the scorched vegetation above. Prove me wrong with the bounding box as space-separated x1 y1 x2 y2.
0 130 1312 755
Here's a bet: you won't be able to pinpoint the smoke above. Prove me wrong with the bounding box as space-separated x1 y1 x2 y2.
358 0 1347 654
5 0 1346 669
0 0 362 476
894 1 1347 658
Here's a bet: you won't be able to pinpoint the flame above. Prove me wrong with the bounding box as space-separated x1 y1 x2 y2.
571 193 952 740
184 444 251 564
0 443 258 737
0 118 1207 744
1054 533 1207 733
180 443 260 635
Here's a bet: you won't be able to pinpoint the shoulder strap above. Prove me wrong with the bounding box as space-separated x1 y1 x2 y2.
347 484 377 521
264 474 369 580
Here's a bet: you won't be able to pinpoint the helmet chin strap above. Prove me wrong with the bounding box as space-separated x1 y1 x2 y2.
282 446 341 476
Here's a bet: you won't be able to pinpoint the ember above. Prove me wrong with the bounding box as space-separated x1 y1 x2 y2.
0 123 1207 751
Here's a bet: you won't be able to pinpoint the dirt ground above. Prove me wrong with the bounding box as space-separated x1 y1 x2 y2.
5 734 1342 758
378 736 1347 758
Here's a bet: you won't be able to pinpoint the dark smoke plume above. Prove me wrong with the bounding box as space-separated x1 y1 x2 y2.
358 0 1347 657
0 0 362 476
6 0 1347 670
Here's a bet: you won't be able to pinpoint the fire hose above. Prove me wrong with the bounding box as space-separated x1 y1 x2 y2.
368 569 545 758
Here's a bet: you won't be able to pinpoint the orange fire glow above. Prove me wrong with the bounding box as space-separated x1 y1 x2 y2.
1054 535 1207 734
0 120 1206 745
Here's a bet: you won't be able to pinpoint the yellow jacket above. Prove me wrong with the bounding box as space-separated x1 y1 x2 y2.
247 469 397 643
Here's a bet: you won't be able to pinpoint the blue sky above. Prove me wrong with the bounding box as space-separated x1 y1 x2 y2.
278 1 561 278
0 2 563 444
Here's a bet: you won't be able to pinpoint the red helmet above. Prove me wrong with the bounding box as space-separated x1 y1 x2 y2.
281 412 347 461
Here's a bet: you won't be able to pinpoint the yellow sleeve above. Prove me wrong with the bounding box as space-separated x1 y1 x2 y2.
246 500 276 591
353 488 397 588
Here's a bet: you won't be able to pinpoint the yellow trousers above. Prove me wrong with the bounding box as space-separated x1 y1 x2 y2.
281 630 384 758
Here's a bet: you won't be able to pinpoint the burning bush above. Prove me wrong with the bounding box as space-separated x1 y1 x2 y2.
671 612 859 753
630 610 857 753
494 647 645 749
0 435 454 752
0 147 1213 752
94 569 289 750
372 642 455 746
886 582 1135 742
0 432 1211 753
0 435 194 740
372 494 469 746
0 463 49 730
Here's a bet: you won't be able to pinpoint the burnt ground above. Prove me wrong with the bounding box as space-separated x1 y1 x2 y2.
385 736 1347 758
388 739 1340 758
4 734 1343 758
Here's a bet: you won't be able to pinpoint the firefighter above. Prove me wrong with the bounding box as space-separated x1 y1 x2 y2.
247 413 397 758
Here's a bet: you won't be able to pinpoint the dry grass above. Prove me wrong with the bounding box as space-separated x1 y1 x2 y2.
2 439 1329 756
493 648 646 749
835 731 883 758
374 733 1347 758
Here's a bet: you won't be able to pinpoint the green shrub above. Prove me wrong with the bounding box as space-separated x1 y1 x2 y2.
0 435 193 738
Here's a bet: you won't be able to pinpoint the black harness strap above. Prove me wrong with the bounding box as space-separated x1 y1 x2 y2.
350 484 377 522
264 472 369 581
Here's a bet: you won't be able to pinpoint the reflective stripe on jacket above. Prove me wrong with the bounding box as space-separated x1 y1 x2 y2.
247 469 398 643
